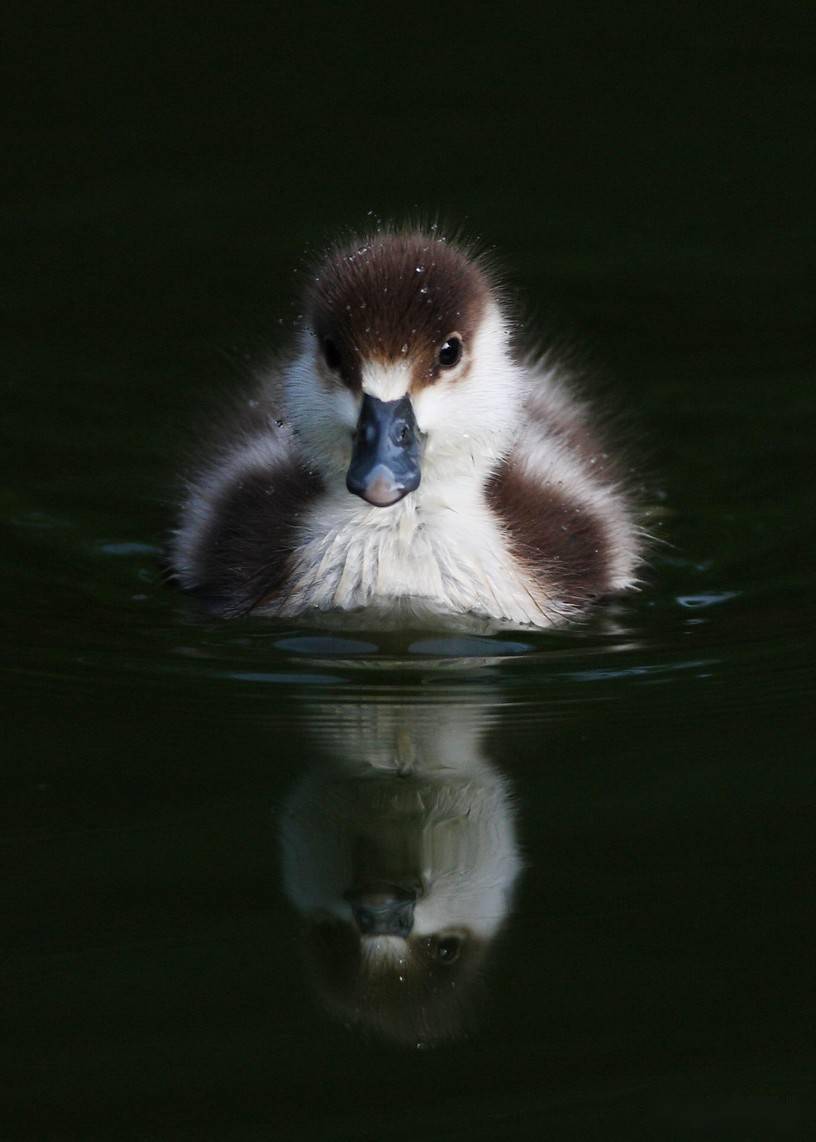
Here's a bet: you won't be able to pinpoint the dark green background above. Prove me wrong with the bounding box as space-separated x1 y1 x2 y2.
4 3 815 1139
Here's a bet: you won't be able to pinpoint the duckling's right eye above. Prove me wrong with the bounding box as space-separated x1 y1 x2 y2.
437 336 463 370
322 339 341 371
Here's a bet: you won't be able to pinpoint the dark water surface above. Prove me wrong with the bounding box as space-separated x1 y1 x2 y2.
4 5 815 1139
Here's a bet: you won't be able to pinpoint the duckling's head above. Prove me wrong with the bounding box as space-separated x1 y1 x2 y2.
284 229 522 505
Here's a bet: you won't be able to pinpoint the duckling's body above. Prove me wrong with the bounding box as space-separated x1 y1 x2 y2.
170 229 641 629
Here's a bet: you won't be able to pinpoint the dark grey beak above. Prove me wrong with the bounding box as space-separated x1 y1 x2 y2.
346 394 421 507
345 884 417 938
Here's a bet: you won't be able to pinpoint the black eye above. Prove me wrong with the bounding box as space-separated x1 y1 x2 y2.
322 338 341 371
435 936 462 964
437 336 463 370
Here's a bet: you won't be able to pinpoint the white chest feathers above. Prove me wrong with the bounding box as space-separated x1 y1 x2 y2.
261 480 554 628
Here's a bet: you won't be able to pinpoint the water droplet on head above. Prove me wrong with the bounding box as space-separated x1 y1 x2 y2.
415 265 424 273
400 343 408 354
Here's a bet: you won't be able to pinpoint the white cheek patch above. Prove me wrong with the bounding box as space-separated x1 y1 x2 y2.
411 384 444 434
361 362 412 402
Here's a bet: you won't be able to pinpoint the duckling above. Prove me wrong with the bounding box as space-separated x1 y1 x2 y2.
169 228 641 628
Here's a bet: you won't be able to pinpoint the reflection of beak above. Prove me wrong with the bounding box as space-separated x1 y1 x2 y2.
346 394 421 507
345 884 417 938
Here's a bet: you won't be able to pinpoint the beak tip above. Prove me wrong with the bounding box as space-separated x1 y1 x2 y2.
347 465 418 508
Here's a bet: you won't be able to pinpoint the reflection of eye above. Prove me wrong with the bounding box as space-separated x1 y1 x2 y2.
435 936 462 964
437 336 463 369
322 338 341 371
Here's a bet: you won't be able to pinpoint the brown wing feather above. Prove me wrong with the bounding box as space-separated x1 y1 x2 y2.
485 459 612 607
189 459 323 618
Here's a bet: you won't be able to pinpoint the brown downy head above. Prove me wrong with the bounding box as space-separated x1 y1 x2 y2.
305 228 492 393
285 227 517 509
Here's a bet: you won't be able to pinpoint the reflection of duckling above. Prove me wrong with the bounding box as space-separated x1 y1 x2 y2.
279 704 522 1044
170 227 641 628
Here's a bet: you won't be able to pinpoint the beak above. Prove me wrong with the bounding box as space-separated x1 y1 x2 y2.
346 394 421 507
345 884 418 938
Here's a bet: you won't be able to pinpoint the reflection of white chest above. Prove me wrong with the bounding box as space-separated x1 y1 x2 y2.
268 482 554 627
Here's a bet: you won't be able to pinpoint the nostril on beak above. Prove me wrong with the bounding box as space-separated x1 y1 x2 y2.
348 890 416 938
